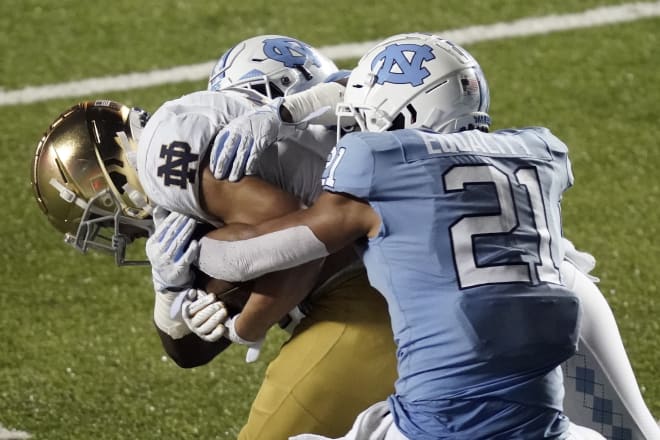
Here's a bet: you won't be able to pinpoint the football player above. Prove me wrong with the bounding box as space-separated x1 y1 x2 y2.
32 35 398 440
33 34 659 440
186 33 660 439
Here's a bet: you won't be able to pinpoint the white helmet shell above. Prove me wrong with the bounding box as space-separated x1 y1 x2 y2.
338 33 490 133
208 35 339 98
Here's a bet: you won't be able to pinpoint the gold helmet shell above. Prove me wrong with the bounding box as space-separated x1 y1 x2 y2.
32 100 153 265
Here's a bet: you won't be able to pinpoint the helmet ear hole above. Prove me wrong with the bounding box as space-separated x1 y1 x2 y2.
250 83 268 96
406 104 417 125
389 113 406 131
387 104 417 131
108 171 127 194
268 82 285 98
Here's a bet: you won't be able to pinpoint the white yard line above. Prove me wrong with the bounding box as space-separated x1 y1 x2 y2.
0 2 658 438
1 1 659 106
0 424 31 440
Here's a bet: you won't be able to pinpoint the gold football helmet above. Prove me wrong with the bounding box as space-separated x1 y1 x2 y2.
31 100 154 265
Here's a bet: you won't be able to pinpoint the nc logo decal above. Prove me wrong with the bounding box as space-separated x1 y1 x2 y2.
263 38 321 68
371 43 435 86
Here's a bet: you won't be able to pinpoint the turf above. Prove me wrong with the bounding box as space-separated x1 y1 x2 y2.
0 1 658 438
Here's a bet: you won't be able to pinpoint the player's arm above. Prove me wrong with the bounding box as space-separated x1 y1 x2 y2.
209 81 347 181
200 164 324 311
199 176 372 342
152 168 323 363
200 190 378 340
200 190 379 283
155 331 230 368
200 167 303 224
180 168 327 349
152 276 237 368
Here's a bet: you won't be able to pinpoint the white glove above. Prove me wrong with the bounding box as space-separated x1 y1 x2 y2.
181 289 229 342
280 306 307 334
209 98 298 182
180 291 263 362
225 314 264 363
145 211 200 292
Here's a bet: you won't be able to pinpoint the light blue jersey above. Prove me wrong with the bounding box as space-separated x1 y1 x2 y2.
322 127 580 439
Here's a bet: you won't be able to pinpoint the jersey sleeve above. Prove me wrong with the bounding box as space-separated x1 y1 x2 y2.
321 133 375 199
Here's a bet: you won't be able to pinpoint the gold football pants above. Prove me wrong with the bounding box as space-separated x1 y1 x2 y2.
238 271 397 439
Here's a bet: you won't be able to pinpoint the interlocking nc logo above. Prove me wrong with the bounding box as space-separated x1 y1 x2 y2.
262 37 321 68
371 43 435 86
157 141 199 189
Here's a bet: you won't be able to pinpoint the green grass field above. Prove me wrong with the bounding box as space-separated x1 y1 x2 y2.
1 1 658 438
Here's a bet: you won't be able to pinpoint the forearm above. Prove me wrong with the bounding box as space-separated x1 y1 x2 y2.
234 260 323 341
197 192 372 282
155 325 231 368
193 192 373 342
197 223 327 340
198 225 329 282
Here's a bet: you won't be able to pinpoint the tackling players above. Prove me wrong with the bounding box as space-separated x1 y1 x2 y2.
186 34 657 439
31 33 660 440
32 35 399 440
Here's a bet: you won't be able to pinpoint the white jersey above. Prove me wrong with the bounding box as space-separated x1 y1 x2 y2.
137 90 335 225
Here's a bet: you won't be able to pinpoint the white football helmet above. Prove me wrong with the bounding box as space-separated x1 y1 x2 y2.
337 33 490 133
32 100 154 265
208 35 339 98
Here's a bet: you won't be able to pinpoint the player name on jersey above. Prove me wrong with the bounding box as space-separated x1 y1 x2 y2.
418 128 553 160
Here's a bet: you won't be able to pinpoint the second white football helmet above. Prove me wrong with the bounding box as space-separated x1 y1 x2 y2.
337 33 490 133
208 35 339 98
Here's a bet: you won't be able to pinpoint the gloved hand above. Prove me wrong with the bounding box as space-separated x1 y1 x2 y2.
280 305 307 334
181 289 229 342
225 314 264 363
209 98 299 182
182 288 263 363
145 211 200 292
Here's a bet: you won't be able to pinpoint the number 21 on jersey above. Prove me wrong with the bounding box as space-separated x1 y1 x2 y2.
444 164 561 289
